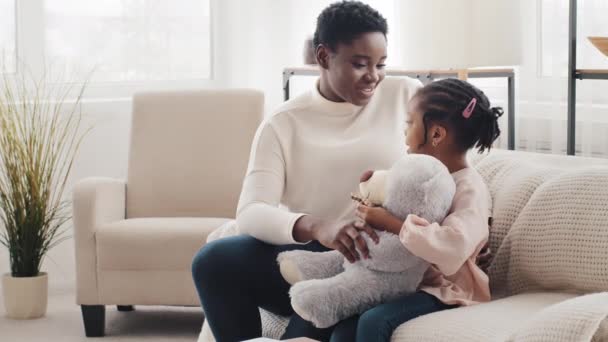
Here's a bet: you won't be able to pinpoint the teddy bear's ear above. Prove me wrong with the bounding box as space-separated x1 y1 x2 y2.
359 170 388 205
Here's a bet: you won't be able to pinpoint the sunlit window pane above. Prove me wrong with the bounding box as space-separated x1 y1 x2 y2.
541 0 608 77
0 0 16 73
44 0 211 82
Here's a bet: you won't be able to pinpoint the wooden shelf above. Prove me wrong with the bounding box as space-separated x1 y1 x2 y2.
283 66 516 150
575 69 608 80
283 65 514 77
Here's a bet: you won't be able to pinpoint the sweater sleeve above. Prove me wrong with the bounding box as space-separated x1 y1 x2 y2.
399 176 490 276
235 121 306 245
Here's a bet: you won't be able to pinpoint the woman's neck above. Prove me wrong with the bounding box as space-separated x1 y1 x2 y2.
318 76 344 103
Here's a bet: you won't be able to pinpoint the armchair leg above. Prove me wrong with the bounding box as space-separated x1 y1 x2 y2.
81 305 105 337
117 305 134 312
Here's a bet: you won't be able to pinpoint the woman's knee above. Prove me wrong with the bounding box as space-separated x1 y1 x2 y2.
191 235 266 285
191 239 221 284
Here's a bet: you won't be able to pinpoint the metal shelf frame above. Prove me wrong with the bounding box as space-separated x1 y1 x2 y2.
283 66 516 150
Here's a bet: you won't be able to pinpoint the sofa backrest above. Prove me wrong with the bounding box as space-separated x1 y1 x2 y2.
471 150 608 298
126 89 264 219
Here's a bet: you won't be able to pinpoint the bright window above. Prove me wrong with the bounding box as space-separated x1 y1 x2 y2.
44 0 211 82
0 0 16 73
540 0 608 77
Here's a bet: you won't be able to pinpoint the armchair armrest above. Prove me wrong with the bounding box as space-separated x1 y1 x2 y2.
72 177 126 304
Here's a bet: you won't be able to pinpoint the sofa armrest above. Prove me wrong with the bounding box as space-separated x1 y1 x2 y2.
73 177 126 304
507 292 608 342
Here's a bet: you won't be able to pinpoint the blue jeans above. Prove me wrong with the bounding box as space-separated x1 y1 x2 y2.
331 291 455 342
192 235 453 342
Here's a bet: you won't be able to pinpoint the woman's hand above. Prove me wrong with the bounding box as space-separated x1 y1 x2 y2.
476 242 493 273
313 219 380 263
355 204 404 235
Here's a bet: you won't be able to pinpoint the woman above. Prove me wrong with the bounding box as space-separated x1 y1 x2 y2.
192 2 421 341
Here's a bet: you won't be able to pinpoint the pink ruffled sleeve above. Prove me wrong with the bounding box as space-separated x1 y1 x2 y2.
399 175 490 276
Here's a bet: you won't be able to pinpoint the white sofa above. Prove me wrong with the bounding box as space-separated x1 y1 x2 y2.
198 149 608 342
72 89 264 337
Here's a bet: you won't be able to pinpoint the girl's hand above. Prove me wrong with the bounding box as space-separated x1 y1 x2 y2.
355 204 404 235
355 204 389 228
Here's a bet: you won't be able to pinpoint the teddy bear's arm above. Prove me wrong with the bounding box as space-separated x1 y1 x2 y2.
350 192 376 207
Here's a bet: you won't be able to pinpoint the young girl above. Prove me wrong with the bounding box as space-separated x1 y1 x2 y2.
342 78 502 341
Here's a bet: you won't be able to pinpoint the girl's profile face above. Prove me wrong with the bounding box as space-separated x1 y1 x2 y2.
405 97 427 154
405 96 447 156
322 31 387 106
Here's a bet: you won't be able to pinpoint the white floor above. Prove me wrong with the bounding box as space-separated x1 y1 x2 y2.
0 287 204 342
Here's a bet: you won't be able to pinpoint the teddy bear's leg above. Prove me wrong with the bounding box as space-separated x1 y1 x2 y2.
290 267 411 329
277 250 344 285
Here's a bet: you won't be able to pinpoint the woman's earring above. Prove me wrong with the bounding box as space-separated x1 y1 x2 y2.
432 141 438 147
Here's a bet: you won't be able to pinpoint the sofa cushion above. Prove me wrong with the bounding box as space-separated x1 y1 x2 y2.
469 150 608 298
391 292 577 342
96 217 228 271
97 270 200 306
470 150 608 254
245 293 577 342
474 155 563 257
506 292 608 342
489 167 608 297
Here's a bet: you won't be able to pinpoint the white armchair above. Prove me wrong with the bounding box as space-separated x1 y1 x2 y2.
72 89 264 337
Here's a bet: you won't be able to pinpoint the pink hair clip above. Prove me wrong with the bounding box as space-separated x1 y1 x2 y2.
462 98 477 119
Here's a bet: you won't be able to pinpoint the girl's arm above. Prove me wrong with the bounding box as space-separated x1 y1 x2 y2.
399 184 490 276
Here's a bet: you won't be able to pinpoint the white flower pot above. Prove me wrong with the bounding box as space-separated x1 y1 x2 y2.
2 272 48 319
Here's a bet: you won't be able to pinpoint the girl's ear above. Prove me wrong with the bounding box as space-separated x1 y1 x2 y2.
430 124 447 147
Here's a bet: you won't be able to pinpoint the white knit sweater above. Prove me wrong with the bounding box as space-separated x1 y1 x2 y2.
235 77 422 245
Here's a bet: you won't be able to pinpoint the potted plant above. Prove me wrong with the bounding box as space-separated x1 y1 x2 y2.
0 70 89 319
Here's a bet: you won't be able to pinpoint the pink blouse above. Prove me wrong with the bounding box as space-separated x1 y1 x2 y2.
400 167 491 306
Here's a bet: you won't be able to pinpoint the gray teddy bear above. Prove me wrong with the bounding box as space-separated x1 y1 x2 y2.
277 154 456 328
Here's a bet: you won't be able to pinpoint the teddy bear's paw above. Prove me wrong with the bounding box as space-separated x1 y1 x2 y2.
279 254 304 285
290 283 314 323
290 280 340 329
277 250 344 285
